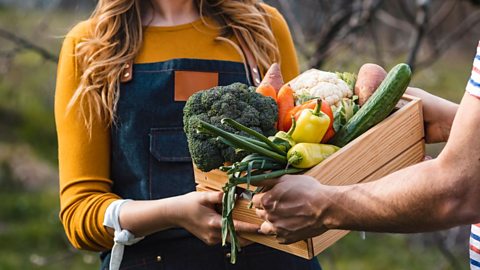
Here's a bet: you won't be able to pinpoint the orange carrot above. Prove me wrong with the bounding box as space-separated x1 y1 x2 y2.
276 84 295 131
256 83 277 101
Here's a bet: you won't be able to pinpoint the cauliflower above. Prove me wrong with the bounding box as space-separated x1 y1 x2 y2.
289 69 355 107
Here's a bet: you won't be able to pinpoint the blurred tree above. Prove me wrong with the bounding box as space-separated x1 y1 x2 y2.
0 0 94 10
57 0 94 10
265 0 480 72
1 0 480 73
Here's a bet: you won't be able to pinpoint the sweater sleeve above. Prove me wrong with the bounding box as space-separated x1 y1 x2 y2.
54 21 121 251
261 4 300 82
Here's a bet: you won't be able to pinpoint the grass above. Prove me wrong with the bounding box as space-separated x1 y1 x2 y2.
318 232 468 270
0 186 100 270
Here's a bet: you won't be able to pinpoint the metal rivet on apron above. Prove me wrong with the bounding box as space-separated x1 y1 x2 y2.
225 253 231 258
124 72 130 78
125 63 130 69
156 255 162 262
252 67 258 74
255 78 261 84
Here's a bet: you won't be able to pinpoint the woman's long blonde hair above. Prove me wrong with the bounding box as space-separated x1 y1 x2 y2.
70 0 280 130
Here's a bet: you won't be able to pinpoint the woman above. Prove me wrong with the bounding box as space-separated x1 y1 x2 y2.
55 0 321 269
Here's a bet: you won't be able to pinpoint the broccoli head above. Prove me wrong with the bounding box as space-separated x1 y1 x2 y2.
183 82 278 172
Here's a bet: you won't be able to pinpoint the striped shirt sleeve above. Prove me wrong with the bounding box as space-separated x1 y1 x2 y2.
468 42 480 270
471 224 480 269
466 41 480 98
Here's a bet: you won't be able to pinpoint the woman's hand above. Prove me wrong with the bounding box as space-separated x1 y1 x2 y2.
174 191 259 246
406 87 458 143
252 175 332 244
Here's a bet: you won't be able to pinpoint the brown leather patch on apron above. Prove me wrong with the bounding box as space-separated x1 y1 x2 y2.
174 71 219 101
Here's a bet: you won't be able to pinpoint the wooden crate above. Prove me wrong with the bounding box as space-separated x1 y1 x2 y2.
194 95 425 259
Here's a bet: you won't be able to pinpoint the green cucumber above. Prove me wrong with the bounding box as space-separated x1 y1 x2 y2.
331 63 412 147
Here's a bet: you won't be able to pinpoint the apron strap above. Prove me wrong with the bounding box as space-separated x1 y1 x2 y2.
119 29 262 86
120 62 133 83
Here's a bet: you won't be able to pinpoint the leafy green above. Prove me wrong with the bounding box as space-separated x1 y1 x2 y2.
336 72 357 91
333 96 360 132
294 93 317 105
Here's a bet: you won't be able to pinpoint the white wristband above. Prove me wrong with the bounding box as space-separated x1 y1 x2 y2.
103 199 144 270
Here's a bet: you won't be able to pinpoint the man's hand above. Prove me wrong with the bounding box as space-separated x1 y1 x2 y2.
252 175 333 244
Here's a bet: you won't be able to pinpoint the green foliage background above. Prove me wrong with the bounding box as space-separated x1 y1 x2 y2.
0 3 472 270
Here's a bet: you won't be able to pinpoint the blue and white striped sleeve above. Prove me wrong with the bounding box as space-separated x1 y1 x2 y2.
466 41 480 98
471 224 480 269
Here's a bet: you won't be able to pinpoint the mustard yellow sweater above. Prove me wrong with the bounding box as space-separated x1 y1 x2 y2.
55 4 299 251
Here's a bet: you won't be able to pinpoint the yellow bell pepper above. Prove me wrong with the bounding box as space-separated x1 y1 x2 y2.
291 99 330 143
287 143 340 168
269 116 296 152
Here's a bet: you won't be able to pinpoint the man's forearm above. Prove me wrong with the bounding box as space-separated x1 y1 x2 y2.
254 93 480 242
323 159 474 232
324 93 480 233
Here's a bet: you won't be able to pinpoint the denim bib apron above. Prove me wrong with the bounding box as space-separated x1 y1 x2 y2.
101 58 322 270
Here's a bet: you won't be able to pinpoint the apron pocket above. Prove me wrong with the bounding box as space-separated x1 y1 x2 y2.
149 127 192 162
148 127 196 199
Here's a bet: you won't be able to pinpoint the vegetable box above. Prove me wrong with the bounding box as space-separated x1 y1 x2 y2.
194 94 425 259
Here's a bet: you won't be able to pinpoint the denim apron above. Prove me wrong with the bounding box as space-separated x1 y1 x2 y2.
101 58 322 270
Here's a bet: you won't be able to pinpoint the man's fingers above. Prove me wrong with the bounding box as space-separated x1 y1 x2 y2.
252 192 265 209
251 177 280 188
233 220 260 233
255 208 269 221
252 191 279 213
258 221 277 236
424 155 433 161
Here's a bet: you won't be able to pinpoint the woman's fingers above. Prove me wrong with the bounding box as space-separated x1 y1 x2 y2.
202 191 223 205
206 214 222 230
238 236 254 247
233 219 260 233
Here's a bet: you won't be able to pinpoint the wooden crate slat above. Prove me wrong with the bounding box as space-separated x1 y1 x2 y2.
310 139 425 255
312 230 350 256
304 97 423 186
360 139 425 184
193 95 425 259
194 167 253 191
238 232 311 259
